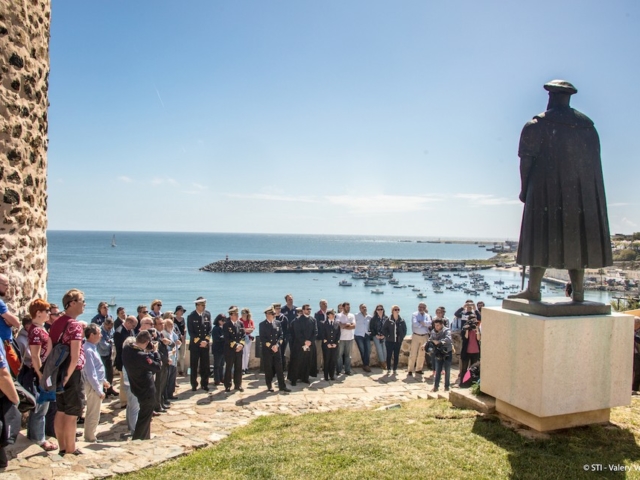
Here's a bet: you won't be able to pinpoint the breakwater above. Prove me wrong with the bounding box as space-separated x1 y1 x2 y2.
199 259 493 273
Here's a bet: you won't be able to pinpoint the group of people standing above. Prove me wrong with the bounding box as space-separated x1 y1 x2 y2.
0 282 487 460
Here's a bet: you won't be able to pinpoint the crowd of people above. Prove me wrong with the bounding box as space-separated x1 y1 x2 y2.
0 279 489 461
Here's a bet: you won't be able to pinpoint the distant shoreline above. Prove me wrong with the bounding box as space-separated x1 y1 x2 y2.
200 258 508 273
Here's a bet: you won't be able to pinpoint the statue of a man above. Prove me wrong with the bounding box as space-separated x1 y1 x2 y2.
509 80 612 303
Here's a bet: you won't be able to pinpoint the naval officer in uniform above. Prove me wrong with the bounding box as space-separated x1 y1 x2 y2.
223 306 245 393
258 307 291 393
187 296 212 391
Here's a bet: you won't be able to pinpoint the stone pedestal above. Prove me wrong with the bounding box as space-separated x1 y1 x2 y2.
481 306 633 432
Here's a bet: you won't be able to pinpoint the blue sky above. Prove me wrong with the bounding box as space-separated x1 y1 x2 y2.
47 0 640 238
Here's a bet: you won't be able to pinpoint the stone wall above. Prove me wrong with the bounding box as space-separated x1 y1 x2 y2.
0 0 50 313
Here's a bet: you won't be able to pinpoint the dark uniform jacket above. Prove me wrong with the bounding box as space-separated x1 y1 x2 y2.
259 319 283 352
223 319 245 351
122 342 161 400
113 324 134 371
280 305 297 341
320 320 341 346
187 310 212 346
314 310 327 341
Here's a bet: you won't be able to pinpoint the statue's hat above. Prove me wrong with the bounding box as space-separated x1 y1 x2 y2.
544 80 577 95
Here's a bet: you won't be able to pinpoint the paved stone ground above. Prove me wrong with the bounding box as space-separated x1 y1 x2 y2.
1 366 459 479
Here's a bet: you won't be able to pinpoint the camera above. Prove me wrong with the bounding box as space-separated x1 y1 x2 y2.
426 340 450 359
464 318 478 330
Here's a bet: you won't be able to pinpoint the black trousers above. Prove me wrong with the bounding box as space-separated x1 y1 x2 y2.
224 348 243 389
190 344 210 389
322 345 338 380
386 341 402 371
155 362 169 408
165 365 177 398
101 354 114 386
133 394 155 440
634 354 640 391
262 348 285 390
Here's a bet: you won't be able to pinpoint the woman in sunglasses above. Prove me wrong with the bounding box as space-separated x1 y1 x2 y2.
369 304 388 370
382 305 407 375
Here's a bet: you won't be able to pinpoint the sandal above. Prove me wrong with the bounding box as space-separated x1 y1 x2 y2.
39 441 58 452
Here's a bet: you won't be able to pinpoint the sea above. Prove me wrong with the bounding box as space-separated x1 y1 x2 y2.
47 231 613 331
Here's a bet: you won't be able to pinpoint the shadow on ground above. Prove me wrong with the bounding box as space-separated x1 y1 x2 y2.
472 415 640 479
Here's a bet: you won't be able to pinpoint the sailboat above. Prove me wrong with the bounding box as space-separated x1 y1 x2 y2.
108 297 117 307
111 235 116 247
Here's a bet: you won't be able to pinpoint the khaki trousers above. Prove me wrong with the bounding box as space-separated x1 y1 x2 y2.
407 333 427 373
83 382 103 442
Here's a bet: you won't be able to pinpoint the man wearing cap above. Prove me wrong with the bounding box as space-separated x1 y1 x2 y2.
258 307 290 393
320 309 340 381
187 297 212 391
510 80 612 303
173 306 187 375
224 307 245 392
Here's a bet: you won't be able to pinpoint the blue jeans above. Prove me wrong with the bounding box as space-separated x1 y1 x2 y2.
372 336 387 364
28 398 49 444
354 335 371 367
434 355 452 389
337 339 353 374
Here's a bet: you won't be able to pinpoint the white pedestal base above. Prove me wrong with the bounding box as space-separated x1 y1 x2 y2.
481 306 633 431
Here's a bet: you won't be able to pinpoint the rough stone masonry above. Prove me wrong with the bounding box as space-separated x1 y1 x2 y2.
0 0 50 314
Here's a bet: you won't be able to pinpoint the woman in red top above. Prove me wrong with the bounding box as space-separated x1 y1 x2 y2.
27 299 57 451
240 308 255 374
50 289 86 456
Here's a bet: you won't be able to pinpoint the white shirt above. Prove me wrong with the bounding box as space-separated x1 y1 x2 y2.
336 312 356 341
354 312 371 337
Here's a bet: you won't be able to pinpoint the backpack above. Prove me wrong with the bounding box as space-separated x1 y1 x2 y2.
40 318 73 394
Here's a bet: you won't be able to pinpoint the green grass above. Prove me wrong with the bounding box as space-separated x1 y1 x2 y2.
120 399 640 480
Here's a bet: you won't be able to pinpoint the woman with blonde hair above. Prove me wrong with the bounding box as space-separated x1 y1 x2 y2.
381 305 407 375
240 308 255 374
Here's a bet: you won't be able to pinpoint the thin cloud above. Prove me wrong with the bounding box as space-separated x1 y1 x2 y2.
151 177 179 186
193 183 207 190
155 87 165 108
226 193 319 204
325 194 441 214
117 176 133 183
621 217 638 228
609 202 630 207
455 193 520 206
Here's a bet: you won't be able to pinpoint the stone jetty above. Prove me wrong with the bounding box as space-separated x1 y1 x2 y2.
200 259 387 273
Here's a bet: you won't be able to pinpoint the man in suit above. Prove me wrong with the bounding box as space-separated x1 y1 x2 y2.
312 299 328 377
258 307 290 393
223 306 245 393
187 297 212 391
320 309 341 381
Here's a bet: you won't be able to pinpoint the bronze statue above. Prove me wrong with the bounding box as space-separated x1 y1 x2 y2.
509 80 612 303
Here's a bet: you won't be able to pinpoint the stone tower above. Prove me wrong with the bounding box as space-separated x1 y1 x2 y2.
0 0 50 314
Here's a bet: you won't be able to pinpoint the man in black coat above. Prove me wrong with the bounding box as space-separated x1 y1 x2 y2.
113 315 137 408
187 297 212 391
258 307 290 393
320 309 341 381
223 306 245 393
122 330 161 440
289 304 317 386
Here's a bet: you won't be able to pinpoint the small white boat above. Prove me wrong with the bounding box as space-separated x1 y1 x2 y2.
388 278 399 285
417 293 427 298
108 297 116 307
411 288 421 292
371 288 384 294
111 235 117 247
339 280 353 287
